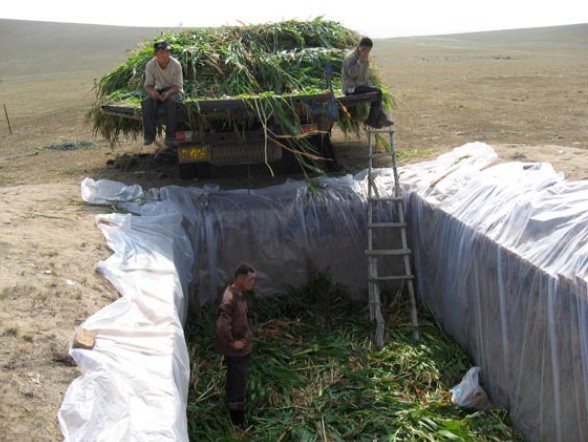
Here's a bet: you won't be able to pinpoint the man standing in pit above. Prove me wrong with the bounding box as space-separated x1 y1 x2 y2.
341 37 393 128
142 40 184 148
215 263 256 432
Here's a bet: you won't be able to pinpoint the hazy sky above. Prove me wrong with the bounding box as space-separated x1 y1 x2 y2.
2 0 588 38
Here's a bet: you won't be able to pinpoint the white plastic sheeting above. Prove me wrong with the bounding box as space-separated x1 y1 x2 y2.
82 175 404 306
404 143 588 442
60 173 401 441
59 142 588 442
58 198 194 441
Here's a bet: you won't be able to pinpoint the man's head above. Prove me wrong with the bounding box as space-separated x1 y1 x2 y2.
359 37 373 49
153 40 171 64
358 37 373 59
154 40 171 53
234 263 256 292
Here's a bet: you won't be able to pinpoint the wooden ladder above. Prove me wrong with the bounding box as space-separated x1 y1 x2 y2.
366 122 420 347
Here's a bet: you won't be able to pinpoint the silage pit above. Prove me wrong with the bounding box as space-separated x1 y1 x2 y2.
59 143 588 441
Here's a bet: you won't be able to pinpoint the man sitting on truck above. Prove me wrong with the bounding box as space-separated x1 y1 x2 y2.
341 37 392 129
142 40 184 148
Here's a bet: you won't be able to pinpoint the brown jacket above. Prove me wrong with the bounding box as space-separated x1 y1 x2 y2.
215 284 252 357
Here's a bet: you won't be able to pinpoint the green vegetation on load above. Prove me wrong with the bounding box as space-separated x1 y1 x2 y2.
89 17 392 171
97 19 360 99
185 272 526 441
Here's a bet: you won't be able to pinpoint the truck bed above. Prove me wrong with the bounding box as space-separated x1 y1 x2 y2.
100 91 379 121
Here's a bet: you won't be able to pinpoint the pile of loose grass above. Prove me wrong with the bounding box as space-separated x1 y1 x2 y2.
36 141 96 151
185 272 527 441
90 18 390 148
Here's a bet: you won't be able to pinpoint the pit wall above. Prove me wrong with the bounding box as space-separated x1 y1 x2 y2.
59 142 588 441
59 170 400 441
404 143 588 441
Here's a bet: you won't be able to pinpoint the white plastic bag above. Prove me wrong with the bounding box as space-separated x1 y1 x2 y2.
450 367 493 410
81 177 144 205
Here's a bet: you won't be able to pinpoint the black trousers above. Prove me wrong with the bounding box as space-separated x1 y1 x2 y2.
352 85 382 118
141 88 182 142
224 354 251 411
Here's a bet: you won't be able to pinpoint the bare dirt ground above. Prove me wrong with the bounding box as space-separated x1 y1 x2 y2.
0 20 587 441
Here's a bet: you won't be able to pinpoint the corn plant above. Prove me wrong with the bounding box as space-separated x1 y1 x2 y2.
185 272 527 441
88 18 393 175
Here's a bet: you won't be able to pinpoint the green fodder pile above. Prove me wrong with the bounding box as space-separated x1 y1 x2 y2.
185 272 527 441
90 18 390 145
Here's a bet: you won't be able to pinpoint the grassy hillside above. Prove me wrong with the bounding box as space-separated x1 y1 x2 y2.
2 18 587 79
385 23 588 46
0 19 180 78
0 18 586 182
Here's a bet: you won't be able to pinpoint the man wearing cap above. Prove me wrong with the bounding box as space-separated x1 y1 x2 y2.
142 40 184 148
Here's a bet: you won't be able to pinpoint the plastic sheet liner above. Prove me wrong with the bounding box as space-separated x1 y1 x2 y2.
58 204 194 441
149 175 410 306
60 173 402 440
61 142 587 441
83 175 405 306
404 143 588 442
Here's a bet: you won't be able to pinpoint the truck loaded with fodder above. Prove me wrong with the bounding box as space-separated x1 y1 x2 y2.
91 18 392 179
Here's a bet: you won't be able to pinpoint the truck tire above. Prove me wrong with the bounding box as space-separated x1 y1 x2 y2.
195 162 213 179
310 133 339 172
178 163 197 180
178 162 214 179
281 148 300 174
281 133 339 175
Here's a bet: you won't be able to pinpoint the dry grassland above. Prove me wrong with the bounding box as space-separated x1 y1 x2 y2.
0 19 586 441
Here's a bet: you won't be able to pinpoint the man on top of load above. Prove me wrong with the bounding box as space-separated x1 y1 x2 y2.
142 40 184 148
341 37 393 129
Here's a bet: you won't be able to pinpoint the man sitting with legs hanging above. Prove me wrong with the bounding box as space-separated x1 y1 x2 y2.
341 37 392 129
142 40 184 148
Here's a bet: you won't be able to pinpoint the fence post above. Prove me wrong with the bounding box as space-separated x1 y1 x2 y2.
4 104 12 134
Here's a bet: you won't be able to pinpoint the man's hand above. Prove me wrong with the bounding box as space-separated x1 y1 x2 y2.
358 46 371 62
230 339 247 351
148 88 161 101
160 88 179 102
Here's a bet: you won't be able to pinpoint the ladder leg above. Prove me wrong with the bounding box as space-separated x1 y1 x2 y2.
368 256 385 348
407 278 420 341
366 125 420 347
367 128 386 348
390 127 420 340
399 211 420 341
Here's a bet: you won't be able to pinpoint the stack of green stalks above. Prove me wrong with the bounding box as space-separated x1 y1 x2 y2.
185 272 527 441
89 18 391 162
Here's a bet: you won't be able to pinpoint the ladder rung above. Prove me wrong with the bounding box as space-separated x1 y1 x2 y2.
366 249 411 256
369 275 414 281
368 222 407 228
367 127 394 133
368 196 403 202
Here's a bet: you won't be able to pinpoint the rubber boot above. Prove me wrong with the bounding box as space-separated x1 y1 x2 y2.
375 111 393 128
364 106 379 127
229 409 246 430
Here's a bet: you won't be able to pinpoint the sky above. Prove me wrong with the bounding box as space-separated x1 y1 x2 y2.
2 0 588 38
